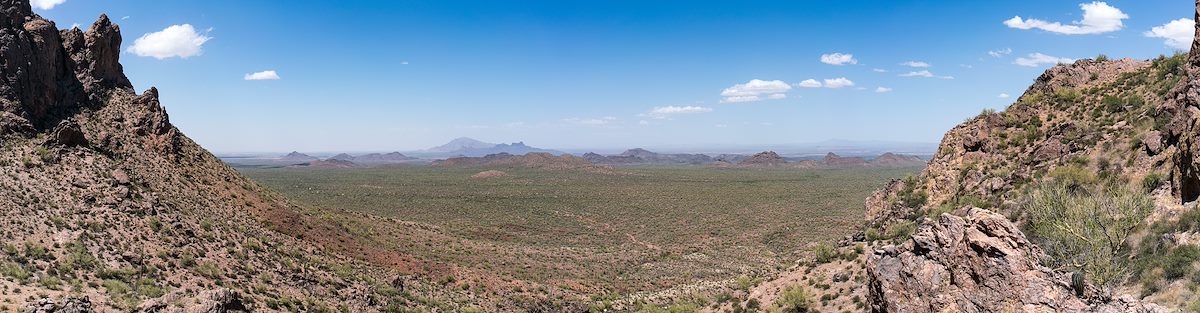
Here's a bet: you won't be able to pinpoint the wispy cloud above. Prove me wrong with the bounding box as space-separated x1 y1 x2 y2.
244 70 280 81
1013 53 1075 67
564 116 617 126
1145 18 1194 49
899 70 953 79
988 48 1013 58
648 106 713 117
820 53 857 65
1004 1 1128 35
900 61 930 68
998 93 1011 98
795 78 854 89
876 87 893 93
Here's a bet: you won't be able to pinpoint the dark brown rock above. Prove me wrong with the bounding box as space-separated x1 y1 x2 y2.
48 119 85 146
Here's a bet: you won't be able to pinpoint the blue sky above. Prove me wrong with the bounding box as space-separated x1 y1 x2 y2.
35 1 1194 153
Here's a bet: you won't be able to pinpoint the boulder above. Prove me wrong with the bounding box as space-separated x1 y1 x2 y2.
867 208 1166 312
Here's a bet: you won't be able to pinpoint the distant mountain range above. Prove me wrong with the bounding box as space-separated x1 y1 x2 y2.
424 137 563 157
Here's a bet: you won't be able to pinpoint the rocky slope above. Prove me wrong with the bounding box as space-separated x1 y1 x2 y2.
0 2 498 311
735 3 1200 312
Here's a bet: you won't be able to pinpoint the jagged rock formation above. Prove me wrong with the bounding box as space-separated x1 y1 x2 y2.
868 208 1164 312
0 1 491 311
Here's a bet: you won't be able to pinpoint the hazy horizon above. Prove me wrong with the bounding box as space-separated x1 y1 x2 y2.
34 1 1193 152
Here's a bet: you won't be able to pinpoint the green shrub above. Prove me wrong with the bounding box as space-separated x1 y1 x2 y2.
1162 245 1200 280
813 242 838 264
771 285 812 313
885 221 916 243
1022 181 1153 290
1142 173 1164 192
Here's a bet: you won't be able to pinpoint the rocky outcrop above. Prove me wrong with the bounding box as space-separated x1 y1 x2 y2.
738 151 787 166
823 152 866 167
0 2 132 132
868 208 1165 312
24 297 91 313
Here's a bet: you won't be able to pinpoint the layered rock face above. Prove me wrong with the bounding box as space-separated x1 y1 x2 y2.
868 209 1164 312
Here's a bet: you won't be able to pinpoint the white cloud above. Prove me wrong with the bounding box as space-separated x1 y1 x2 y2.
900 61 930 68
820 53 857 65
121 16 130 20
999 93 1011 98
797 79 823 88
30 0 65 10
876 87 893 93
243 70 280 81
872 68 888 73
1003 2 1128 35
128 24 211 59
822 77 855 89
565 116 617 126
1013 53 1075 67
988 48 1013 58
1145 18 1194 50
650 106 713 115
638 120 650 125
721 79 791 103
899 70 954 79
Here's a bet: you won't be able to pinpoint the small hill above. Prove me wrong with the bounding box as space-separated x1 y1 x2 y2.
299 159 356 168
425 137 562 157
427 137 496 153
353 151 416 162
327 153 355 161
434 152 611 173
822 152 867 167
279 151 317 162
869 152 925 167
737 151 788 166
584 148 713 165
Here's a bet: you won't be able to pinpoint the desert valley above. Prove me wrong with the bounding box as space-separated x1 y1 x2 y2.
3 0 1200 312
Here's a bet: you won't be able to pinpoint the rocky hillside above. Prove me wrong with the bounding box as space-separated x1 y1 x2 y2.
731 3 1200 312
0 2 501 311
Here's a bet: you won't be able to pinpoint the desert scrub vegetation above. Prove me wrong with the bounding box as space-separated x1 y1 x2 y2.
769 284 812 313
241 166 918 295
1132 205 1200 296
1021 168 1153 292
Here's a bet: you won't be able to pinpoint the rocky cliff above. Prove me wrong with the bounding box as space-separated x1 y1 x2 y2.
0 1 488 311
